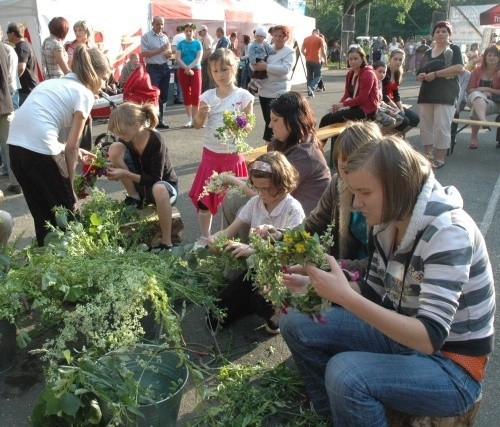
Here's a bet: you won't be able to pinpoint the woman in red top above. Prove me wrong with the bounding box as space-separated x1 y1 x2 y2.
319 47 378 138
382 49 420 132
466 45 500 149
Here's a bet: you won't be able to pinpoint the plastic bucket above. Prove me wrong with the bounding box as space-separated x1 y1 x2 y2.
99 346 188 426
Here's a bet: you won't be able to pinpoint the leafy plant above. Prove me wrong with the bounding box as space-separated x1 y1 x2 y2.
191 362 332 426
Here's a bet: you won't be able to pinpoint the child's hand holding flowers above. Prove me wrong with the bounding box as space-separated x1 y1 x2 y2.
304 254 356 309
247 224 334 320
198 171 245 201
214 101 255 153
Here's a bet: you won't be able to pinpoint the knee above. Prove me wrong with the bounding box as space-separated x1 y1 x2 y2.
107 142 125 165
279 309 307 344
325 353 365 398
152 183 171 205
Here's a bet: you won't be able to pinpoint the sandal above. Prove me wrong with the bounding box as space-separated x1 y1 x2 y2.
432 160 445 169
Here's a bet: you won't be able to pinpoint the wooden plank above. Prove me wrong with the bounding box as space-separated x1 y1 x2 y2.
244 144 268 164
452 118 500 128
316 123 348 140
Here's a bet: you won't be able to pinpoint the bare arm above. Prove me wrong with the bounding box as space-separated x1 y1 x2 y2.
65 111 87 187
141 40 171 59
306 256 434 354
17 62 26 77
54 49 70 75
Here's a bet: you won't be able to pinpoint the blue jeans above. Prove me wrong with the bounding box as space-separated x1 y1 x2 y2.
280 307 482 425
146 63 171 121
306 60 322 90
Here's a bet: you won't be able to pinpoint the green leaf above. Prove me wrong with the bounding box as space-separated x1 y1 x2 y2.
62 350 72 364
41 272 59 290
87 399 102 424
44 392 62 416
90 213 103 226
16 331 31 348
60 392 81 417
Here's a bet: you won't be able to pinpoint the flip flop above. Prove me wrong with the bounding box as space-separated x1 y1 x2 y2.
469 144 478 149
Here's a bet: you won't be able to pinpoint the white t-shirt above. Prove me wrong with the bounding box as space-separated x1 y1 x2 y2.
172 33 186 48
237 194 305 229
7 73 94 155
388 42 400 52
199 87 254 153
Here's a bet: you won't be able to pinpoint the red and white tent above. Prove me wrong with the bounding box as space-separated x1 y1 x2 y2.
152 0 315 83
479 4 500 27
0 0 150 80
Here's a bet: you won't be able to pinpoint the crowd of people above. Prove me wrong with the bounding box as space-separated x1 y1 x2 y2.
0 16 497 426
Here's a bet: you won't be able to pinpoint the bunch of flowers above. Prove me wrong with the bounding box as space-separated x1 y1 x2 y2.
74 148 108 199
247 224 333 319
198 171 245 201
214 102 255 153
211 233 248 272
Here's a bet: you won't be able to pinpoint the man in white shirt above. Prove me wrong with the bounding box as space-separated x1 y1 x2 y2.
141 16 172 129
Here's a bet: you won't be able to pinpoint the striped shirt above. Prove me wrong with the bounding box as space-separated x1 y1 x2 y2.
360 176 495 356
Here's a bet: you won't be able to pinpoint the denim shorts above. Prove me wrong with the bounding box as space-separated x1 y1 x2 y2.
123 148 178 206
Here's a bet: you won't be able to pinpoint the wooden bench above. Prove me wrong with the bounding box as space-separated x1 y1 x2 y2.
243 144 269 165
316 123 350 168
450 116 500 154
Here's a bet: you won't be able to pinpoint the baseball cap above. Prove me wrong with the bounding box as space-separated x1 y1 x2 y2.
255 26 267 37
198 25 208 33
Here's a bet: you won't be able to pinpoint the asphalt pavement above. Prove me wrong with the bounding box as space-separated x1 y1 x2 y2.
0 68 499 425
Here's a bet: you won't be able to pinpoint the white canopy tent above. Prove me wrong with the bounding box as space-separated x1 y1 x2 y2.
0 0 150 79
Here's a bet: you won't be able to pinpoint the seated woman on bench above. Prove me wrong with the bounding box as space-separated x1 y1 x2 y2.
318 46 379 144
466 45 500 149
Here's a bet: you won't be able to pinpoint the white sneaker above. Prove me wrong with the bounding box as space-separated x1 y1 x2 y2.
193 236 208 249
183 120 192 128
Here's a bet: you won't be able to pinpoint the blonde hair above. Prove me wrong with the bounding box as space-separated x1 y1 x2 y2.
108 102 159 136
346 136 431 223
332 121 383 169
208 48 239 83
71 45 111 94
73 20 93 40
248 151 298 196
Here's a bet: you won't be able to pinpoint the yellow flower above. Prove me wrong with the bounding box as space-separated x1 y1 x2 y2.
302 231 311 239
283 234 294 244
295 243 306 253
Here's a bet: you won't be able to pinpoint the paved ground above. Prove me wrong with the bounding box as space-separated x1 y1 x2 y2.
0 68 499 425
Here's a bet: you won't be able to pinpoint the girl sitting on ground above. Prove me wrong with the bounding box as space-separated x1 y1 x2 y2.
106 102 179 252
206 151 305 334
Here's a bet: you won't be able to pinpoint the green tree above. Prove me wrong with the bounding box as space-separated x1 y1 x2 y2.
306 0 497 41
